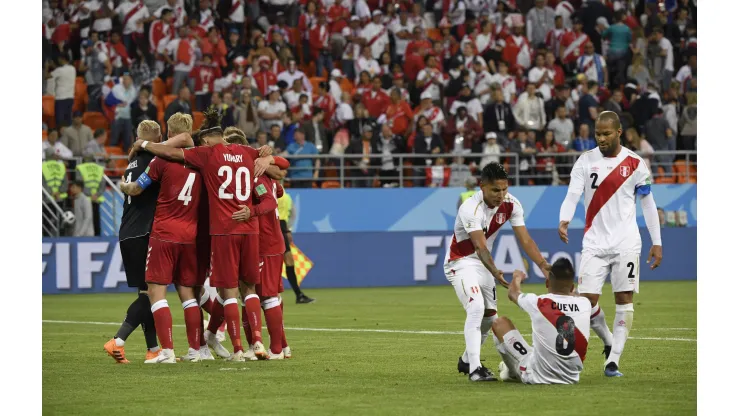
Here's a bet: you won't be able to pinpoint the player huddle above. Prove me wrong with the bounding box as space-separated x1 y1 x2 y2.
446 111 663 384
104 109 294 363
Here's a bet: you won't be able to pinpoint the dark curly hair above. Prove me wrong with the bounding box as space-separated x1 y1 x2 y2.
480 162 509 183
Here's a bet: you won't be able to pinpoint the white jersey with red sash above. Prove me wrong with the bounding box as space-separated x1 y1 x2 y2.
417 68 445 101
510 35 532 69
149 20 174 53
577 54 607 86
491 73 516 103
355 56 381 78
200 9 215 32
118 0 149 35
417 106 445 134
155 1 186 27
362 22 389 59
228 0 245 23
475 32 498 56
516 293 591 385
469 70 494 97
341 26 362 59
545 28 568 59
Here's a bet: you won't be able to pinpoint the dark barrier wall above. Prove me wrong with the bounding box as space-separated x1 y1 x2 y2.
42 227 695 294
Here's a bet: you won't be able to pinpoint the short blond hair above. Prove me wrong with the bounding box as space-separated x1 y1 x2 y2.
168 112 193 135
223 127 247 145
136 120 161 140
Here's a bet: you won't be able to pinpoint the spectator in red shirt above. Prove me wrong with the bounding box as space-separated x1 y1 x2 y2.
545 50 566 86
298 1 320 65
201 27 228 69
385 88 414 136
314 81 337 129
190 54 222 111
362 76 391 119
443 106 483 153
309 13 334 77
536 129 566 185
327 0 350 33
253 57 278 97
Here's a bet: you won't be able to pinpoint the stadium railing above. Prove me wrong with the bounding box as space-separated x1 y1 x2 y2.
54 150 697 189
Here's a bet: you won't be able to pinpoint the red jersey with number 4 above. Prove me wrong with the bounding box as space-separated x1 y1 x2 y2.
146 157 202 243
253 175 285 255
183 143 259 235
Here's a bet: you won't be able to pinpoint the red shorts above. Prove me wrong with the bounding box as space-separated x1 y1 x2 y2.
196 236 211 286
145 238 198 287
209 234 260 288
256 254 284 297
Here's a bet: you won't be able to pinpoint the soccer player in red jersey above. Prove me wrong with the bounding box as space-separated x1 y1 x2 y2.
224 128 290 360
130 109 281 361
120 114 211 363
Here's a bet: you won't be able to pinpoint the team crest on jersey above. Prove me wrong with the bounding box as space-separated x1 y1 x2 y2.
495 213 507 225
619 166 631 177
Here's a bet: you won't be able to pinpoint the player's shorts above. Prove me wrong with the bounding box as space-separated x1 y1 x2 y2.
145 237 198 287
444 257 498 311
209 234 260 288
280 220 291 253
120 235 150 290
256 254 284 297
578 250 641 295
196 236 211 287
498 329 581 385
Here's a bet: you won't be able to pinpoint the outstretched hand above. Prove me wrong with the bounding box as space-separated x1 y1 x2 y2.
254 157 270 177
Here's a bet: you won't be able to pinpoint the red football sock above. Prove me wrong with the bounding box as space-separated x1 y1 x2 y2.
219 321 226 333
198 308 206 347
244 294 263 343
151 299 173 350
201 297 213 314
263 298 284 354
281 300 288 348
207 297 225 334
242 305 253 345
223 299 243 353
183 300 201 350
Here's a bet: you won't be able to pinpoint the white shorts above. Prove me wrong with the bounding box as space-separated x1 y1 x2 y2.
578 251 641 295
444 257 498 311
499 330 579 385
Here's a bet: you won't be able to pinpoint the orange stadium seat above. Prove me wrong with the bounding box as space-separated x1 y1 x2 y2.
153 96 164 114
151 77 166 99
309 76 324 93
82 111 109 132
163 94 177 110
73 77 88 113
339 78 354 95
192 111 205 129
166 77 174 94
674 161 689 184
43 95 55 127
321 181 341 189
427 28 442 41
42 130 48 141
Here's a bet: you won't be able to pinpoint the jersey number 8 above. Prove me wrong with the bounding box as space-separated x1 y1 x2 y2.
218 166 251 201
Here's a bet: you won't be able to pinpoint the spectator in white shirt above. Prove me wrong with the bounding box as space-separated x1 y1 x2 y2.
258 85 288 131
48 55 77 128
42 129 74 161
479 131 502 169
514 83 547 132
652 27 674 92
390 9 415 61
547 105 575 147
110 73 138 150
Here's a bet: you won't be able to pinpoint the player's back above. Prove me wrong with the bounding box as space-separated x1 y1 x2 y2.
573 147 651 253
120 152 159 240
518 293 591 384
254 175 285 255
148 157 202 243
184 142 259 236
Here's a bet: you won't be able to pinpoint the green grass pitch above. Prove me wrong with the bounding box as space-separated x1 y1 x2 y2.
42 282 696 415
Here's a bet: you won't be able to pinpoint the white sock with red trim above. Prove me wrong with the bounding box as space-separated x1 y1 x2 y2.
590 304 613 347
462 313 497 363
609 303 634 367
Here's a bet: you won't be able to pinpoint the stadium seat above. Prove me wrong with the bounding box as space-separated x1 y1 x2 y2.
166 77 174 94
427 28 442 41
42 130 47 141
654 166 675 184
339 78 354 95
321 180 341 189
82 111 109 132
689 165 697 183
163 94 177 110
192 111 205 129
43 95 55 128
674 161 690 184
153 96 164 114
151 77 166 100
73 77 88 113
309 77 324 93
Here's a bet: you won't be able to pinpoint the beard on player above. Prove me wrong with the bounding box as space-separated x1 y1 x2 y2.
595 111 623 157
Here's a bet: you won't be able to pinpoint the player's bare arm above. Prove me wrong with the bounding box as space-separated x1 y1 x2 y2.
640 192 663 269
469 229 508 288
507 270 527 305
258 145 273 157
265 166 287 180
132 139 186 163
119 176 144 196
254 155 276 177
512 225 551 278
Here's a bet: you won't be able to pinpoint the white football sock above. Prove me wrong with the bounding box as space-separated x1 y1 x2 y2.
463 300 484 373
590 304 614 347
461 314 496 363
609 303 634 367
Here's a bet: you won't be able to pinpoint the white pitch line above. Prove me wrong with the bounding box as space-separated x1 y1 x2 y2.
41 320 696 342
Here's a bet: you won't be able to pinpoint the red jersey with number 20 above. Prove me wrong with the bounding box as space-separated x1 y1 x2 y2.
183 142 260 235
146 157 202 243
253 175 285 255
517 293 591 384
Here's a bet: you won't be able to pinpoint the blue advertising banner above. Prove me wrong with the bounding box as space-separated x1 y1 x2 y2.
100 185 696 235
42 228 696 294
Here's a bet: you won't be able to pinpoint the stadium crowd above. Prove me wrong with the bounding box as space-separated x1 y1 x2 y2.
42 0 697 190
